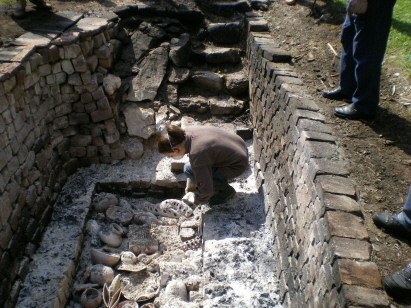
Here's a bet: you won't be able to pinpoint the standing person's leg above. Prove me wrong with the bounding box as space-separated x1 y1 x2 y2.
338 14 357 97
349 0 396 115
398 184 411 227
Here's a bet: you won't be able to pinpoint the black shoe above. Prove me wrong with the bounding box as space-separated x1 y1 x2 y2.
209 179 236 205
373 212 411 238
334 104 375 120
383 263 411 298
322 87 351 100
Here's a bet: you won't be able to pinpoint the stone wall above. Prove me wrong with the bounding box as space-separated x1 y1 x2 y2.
245 14 390 308
0 17 131 307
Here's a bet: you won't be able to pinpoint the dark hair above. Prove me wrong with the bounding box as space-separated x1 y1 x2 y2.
158 125 186 153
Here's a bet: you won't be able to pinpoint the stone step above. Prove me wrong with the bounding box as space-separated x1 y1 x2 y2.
192 46 243 64
207 22 244 45
201 0 252 17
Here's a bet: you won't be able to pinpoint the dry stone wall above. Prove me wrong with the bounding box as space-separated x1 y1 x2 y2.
245 13 390 308
0 17 132 307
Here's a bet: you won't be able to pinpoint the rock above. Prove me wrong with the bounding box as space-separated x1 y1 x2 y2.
179 96 210 114
169 33 191 67
129 23 167 61
225 72 249 96
158 83 178 105
196 47 242 64
204 0 251 17
209 97 245 115
192 71 225 93
168 65 191 84
103 74 121 96
122 136 144 160
208 22 243 45
123 105 156 139
250 0 269 11
180 227 196 241
127 45 169 102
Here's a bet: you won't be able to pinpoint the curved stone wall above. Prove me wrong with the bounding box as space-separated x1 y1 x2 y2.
245 13 389 308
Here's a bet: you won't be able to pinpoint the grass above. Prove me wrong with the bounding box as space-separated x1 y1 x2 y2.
0 0 15 4
388 0 411 79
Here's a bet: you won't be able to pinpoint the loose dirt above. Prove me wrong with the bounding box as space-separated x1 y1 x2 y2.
1 0 411 306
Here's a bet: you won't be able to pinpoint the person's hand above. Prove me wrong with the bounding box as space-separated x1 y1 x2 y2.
347 0 368 15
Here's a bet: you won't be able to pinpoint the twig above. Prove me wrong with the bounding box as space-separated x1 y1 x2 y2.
327 43 339 57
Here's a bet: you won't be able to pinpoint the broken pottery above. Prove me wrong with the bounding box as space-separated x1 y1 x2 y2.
133 211 160 225
93 193 119 213
99 223 123 248
89 264 115 287
106 206 134 225
117 301 139 308
91 248 120 267
164 280 188 301
120 251 138 264
128 225 159 255
103 283 122 308
144 199 193 218
80 288 102 308
121 271 160 302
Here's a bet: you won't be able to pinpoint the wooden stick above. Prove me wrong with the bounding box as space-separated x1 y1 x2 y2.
327 43 338 57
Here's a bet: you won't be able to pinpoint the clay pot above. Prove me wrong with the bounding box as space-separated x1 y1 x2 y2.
89 264 115 287
90 248 120 267
106 206 133 225
120 251 138 264
80 288 102 308
99 223 123 248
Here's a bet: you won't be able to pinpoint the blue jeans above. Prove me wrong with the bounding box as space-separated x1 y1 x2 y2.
339 0 396 115
183 163 227 181
398 185 411 229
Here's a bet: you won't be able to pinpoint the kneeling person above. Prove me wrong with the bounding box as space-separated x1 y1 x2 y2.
158 125 249 205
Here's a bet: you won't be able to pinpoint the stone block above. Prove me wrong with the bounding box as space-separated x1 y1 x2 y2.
53 116 69 130
326 211 368 240
86 55 98 72
317 175 356 197
123 105 155 139
96 97 110 109
64 44 82 59
0 191 12 226
72 55 88 73
80 71 92 85
68 73 82 86
0 223 12 249
337 259 382 288
90 108 113 123
111 147 125 160
70 135 92 147
55 103 72 117
210 97 244 115
192 71 225 93
38 64 51 77
323 193 361 215
330 236 370 261
68 113 89 125
122 137 144 160
342 285 389 307
69 147 87 158
61 60 75 74
104 130 120 144
91 87 105 101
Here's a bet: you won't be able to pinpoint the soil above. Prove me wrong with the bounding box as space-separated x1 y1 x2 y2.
1 0 411 306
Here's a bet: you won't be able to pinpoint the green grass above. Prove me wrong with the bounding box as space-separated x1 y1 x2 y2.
0 0 15 4
388 0 411 79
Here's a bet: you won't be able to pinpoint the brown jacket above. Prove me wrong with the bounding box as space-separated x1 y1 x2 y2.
184 126 249 202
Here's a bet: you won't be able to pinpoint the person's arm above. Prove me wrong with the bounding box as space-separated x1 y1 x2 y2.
347 0 368 15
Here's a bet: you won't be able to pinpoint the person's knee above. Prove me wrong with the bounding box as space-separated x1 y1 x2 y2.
183 163 194 179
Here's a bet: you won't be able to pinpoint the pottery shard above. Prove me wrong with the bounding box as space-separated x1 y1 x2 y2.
209 97 245 115
192 71 225 93
127 45 169 102
179 228 196 241
208 22 242 44
123 105 156 139
144 199 193 218
106 206 134 225
93 192 119 213
169 33 191 67
128 225 159 255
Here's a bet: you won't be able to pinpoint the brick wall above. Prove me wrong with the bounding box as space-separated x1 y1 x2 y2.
245 14 390 308
0 19 125 307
